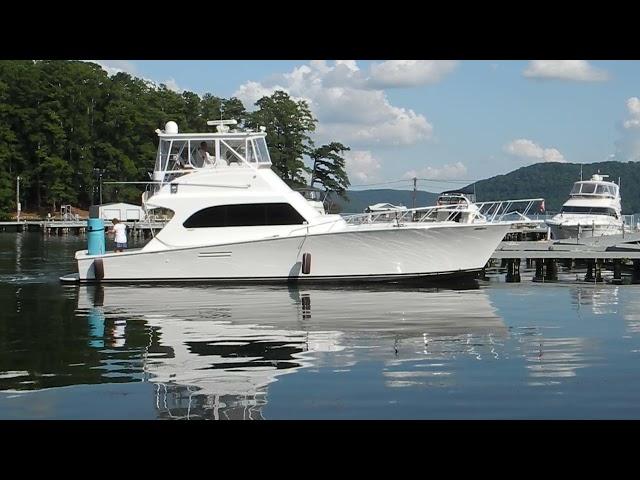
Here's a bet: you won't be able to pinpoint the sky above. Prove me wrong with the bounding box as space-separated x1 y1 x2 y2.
91 60 640 192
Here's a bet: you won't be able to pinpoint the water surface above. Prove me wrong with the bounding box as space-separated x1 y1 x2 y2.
1 232 640 419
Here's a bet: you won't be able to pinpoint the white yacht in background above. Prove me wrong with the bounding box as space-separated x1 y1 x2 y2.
62 120 513 283
546 174 623 240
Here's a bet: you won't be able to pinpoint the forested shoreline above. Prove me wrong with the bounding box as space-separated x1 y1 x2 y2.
0 61 350 219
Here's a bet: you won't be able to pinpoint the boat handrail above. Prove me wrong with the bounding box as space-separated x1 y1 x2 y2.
342 198 544 225
286 217 346 235
474 198 544 222
343 203 480 225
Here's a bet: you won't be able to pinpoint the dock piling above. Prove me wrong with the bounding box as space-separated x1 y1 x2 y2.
612 259 623 285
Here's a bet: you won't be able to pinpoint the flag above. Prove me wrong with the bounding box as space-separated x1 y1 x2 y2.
539 200 545 212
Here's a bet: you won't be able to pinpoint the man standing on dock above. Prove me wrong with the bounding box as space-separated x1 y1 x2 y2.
109 218 127 252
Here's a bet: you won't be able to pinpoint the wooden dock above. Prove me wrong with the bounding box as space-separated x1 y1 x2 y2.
0 220 168 238
490 231 640 283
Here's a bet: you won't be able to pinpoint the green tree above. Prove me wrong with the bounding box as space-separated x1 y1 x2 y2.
0 77 18 218
309 142 351 199
247 90 316 186
0 61 352 215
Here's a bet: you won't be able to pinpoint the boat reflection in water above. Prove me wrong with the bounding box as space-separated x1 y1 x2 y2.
75 283 506 419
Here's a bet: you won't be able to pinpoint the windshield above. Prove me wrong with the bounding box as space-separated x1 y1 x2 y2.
254 137 271 164
438 195 467 205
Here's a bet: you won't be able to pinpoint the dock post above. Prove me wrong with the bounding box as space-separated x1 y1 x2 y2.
506 258 521 283
544 258 558 281
633 260 640 284
585 260 594 282
595 259 603 283
533 259 544 282
612 260 623 285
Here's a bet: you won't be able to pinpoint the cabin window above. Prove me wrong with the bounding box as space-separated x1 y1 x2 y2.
183 203 306 228
561 206 618 217
170 140 189 167
220 139 247 165
581 183 596 194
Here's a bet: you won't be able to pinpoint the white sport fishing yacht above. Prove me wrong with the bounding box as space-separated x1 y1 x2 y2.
546 173 623 240
63 120 512 283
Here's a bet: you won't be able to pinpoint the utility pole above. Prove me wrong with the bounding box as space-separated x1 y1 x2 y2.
16 176 21 222
412 177 417 209
94 168 104 205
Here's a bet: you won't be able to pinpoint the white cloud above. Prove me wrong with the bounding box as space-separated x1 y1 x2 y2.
623 97 640 130
504 139 566 163
368 60 458 88
87 60 138 77
234 60 435 147
403 162 468 180
344 150 382 183
614 97 640 161
523 60 609 82
163 78 183 93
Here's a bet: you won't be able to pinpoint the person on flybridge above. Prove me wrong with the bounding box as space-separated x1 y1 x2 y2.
194 141 214 168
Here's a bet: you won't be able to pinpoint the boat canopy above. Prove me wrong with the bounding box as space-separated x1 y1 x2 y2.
152 121 272 184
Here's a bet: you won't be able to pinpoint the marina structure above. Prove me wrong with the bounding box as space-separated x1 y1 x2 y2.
491 230 640 283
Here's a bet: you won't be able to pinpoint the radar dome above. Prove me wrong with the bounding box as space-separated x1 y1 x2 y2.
165 121 178 134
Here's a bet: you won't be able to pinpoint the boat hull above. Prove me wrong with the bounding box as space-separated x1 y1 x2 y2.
72 223 510 283
546 218 624 240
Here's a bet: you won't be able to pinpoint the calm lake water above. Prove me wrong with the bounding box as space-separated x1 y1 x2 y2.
2 231 640 419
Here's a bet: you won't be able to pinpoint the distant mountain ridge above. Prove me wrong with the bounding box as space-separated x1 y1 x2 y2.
333 161 640 215
468 161 640 214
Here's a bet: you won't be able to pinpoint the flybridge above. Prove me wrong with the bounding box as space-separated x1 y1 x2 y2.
569 174 619 199
152 120 272 185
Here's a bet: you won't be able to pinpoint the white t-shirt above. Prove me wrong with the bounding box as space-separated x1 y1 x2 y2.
195 148 213 167
113 223 127 243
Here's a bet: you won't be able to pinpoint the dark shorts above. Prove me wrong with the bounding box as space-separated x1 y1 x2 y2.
116 242 127 249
